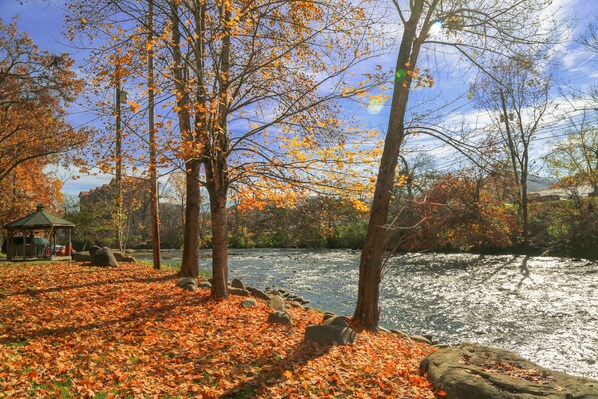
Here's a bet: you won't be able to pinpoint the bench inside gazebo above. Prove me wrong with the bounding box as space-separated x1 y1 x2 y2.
3 205 75 261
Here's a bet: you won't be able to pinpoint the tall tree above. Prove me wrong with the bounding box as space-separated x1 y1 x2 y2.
147 0 161 270
354 0 559 330
471 56 555 244
66 0 379 298
546 112 598 192
0 17 87 184
159 0 379 298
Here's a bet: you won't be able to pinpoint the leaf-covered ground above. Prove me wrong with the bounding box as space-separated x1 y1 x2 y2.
0 261 439 398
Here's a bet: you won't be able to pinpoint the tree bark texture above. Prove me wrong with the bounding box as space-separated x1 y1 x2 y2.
148 0 161 270
180 159 201 277
353 0 426 331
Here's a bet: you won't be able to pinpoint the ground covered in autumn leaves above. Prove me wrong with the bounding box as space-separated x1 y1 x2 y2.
0 261 439 398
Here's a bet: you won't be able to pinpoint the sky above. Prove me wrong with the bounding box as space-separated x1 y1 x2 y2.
1 0 597 197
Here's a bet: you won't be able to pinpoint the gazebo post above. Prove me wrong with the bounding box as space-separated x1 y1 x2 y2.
22 230 26 260
8 231 13 260
67 229 72 259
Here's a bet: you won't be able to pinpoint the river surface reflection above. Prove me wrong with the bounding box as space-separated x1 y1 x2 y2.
139 249 598 379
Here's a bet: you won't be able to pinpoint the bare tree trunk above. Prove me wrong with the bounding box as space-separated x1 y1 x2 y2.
148 0 161 270
353 0 426 331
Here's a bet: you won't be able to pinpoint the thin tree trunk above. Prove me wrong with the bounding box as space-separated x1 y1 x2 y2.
115 72 124 253
353 0 426 331
148 0 161 270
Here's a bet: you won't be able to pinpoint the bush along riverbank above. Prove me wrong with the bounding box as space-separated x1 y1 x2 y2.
1 261 596 398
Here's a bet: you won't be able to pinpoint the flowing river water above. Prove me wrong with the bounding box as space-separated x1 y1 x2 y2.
137 249 598 379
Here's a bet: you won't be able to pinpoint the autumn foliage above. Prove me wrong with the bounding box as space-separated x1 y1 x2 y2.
0 18 87 224
0 261 439 398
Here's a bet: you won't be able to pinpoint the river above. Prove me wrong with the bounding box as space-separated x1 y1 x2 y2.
136 249 598 379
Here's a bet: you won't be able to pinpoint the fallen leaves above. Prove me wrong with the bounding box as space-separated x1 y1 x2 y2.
0 261 436 398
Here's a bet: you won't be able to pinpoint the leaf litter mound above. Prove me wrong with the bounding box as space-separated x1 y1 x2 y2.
0 261 439 398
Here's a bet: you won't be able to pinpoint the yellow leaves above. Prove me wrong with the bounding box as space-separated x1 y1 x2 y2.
127 100 140 113
283 370 293 379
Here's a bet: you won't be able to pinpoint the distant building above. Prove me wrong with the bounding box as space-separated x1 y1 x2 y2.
528 185 595 202
78 177 151 247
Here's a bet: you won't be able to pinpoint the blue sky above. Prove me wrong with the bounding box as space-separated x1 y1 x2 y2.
1 0 597 196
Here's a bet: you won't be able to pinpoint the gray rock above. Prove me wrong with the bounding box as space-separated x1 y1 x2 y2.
90 247 119 267
410 335 432 345
197 281 212 289
112 251 134 262
267 311 292 324
73 252 91 262
268 295 285 311
176 277 197 288
290 301 304 309
379 326 391 333
228 287 250 296
391 330 410 340
420 342 598 399
304 325 356 346
323 315 350 327
231 278 246 290
433 344 450 349
181 283 198 291
322 312 335 321
89 245 101 256
240 298 257 308
247 287 271 301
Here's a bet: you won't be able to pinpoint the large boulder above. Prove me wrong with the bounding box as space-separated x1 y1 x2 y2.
304 324 356 346
247 287 271 301
89 245 101 256
112 252 136 262
176 277 198 291
72 251 91 262
231 278 246 290
228 287 250 296
323 315 350 327
420 342 598 399
267 310 292 324
90 247 119 267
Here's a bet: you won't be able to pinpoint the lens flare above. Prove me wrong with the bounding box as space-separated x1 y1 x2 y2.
395 69 406 82
367 95 385 115
428 20 444 37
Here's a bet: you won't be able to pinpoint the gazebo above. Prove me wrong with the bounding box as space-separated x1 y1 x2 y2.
3 205 75 261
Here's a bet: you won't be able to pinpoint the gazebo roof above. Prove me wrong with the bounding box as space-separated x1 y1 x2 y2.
4 205 75 229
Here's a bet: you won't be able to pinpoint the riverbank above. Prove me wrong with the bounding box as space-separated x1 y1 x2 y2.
0 260 441 398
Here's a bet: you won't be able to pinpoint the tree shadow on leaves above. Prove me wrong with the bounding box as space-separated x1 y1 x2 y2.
0 290 210 345
7 273 178 297
218 340 333 398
